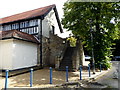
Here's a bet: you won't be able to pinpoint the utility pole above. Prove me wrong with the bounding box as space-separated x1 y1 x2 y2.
90 19 95 74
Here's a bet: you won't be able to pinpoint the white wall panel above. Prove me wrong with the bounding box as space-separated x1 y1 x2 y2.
0 39 13 70
12 40 37 70
42 10 55 38
0 39 38 70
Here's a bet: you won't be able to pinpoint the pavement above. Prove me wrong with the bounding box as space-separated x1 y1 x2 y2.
96 61 119 88
0 67 109 89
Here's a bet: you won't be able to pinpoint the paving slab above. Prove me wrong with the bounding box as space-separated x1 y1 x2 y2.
0 67 108 89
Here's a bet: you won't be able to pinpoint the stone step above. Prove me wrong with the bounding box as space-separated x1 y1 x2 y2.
59 47 76 71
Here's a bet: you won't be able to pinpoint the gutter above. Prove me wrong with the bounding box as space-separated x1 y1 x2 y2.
38 18 43 67
1 37 40 44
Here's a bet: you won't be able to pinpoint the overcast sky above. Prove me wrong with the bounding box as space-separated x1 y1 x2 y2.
0 0 71 38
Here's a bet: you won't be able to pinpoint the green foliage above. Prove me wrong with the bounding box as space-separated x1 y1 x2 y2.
62 1 120 69
67 36 77 47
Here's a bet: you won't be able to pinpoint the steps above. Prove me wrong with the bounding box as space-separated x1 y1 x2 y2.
59 47 75 71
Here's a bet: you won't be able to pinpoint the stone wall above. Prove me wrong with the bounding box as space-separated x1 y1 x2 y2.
72 40 85 70
41 33 67 67
38 34 85 69
42 36 50 66
49 33 67 67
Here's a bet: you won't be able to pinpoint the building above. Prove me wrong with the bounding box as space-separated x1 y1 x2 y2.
0 30 39 70
0 4 64 70
0 4 86 71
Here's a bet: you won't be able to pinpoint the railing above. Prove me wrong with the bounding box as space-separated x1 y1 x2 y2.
4 64 102 89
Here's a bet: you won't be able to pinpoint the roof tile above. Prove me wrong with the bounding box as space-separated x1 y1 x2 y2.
0 30 39 43
0 4 55 24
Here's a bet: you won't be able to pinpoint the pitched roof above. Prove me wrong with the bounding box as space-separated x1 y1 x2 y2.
0 30 39 43
0 4 55 24
0 4 63 33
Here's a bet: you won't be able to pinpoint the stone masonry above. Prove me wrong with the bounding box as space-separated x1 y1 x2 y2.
42 33 67 67
38 33 85 70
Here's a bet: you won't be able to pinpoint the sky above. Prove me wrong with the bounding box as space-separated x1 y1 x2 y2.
0 0 71 38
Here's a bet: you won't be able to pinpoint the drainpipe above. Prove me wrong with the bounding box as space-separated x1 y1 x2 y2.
38 18 43 67
40 19 43 67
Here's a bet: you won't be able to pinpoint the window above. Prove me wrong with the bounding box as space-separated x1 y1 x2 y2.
29 20 33 26
35 19 38 25
29 28 32 34
26 28 28 33
16 23 19 29
8 19 39 34
23 22 25 28
12 24 14 29
20 23 22 28
51 26 55 34
34 27 38 33
0 26 3 31
25 22 27 27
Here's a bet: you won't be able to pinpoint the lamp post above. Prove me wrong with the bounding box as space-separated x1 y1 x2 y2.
90 19 95 74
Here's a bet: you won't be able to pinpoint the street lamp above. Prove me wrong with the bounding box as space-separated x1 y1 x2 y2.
90 19 95 74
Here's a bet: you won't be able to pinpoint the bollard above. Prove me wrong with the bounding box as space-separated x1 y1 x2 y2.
80 65 82 80
88 64 91 77
30 68 33 87
50 67 52 84
5 70 9 89
100 64 102 72
66 66 68 82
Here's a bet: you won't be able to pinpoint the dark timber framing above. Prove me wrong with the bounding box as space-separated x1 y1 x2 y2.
40 19 43 67
0 4 63 68
0 5 63 33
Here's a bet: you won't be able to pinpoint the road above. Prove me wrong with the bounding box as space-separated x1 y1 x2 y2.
96 61 119 89
0 61 119 89
60 61 120 89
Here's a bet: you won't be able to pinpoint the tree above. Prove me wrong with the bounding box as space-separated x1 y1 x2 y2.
67 36 77 47
62 1 120 69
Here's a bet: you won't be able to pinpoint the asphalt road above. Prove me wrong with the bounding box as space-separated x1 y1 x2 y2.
61 61 120 89
96 61 119 89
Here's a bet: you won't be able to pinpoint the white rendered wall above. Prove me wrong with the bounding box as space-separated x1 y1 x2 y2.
42 10 55 38
0 39 13 70
12 40 37 70
0 39 38 70
83 56 90 66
